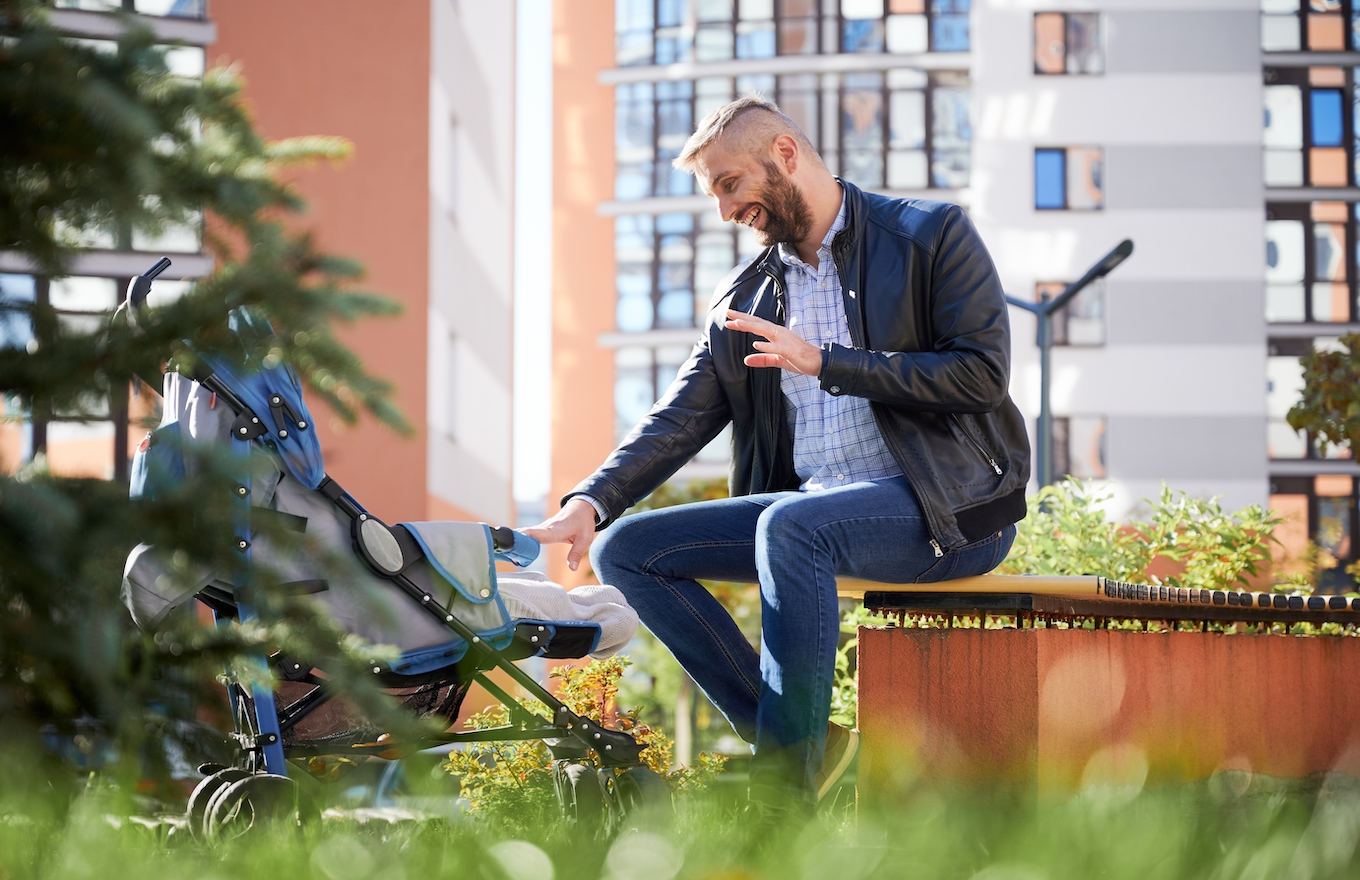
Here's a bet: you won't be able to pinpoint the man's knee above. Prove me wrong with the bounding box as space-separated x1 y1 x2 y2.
756 498 819 551
588 513 647 579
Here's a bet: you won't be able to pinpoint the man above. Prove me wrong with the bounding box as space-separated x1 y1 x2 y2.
526 96 1029 816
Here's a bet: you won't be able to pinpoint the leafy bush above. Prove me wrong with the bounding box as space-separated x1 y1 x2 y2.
999 479 1284 590
445 657 724 828
1287 332 1360 457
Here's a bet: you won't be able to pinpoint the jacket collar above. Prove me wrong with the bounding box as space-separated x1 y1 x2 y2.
831 177 866 260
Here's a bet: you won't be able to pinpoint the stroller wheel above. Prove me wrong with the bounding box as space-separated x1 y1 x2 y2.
205 773 317 838
553 760 605 833
187 768 250 840
605 765 672 829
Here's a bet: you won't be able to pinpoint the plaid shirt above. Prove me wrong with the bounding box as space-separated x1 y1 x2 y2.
779 192 901 491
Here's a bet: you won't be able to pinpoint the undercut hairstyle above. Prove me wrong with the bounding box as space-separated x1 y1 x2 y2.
672 93 823 174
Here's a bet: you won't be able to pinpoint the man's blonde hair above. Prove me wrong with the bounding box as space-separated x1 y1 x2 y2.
672 94 822 173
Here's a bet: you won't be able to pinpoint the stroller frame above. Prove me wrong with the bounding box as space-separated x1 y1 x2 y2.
126 260 649 821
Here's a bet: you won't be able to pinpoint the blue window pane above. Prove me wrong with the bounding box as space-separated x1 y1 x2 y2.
1035 149 1066 209
658 0 687 27
617 0 655 30
1312 89 1344 147
656 213 695 233
934 0 970 11
737 21 777 59
0 274 35 351
616 30 655 66
930 13 969 51
842 19 884 53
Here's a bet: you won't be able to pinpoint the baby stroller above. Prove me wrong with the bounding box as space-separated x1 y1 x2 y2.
118 259 664 835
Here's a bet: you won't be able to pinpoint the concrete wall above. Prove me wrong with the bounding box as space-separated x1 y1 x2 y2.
427 0 516 525
971 0 1267 517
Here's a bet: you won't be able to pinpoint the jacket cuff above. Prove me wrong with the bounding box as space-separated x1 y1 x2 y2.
819 343 858 396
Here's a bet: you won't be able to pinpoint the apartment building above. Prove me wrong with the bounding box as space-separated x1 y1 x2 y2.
1 0 516 528
549 0 1343 584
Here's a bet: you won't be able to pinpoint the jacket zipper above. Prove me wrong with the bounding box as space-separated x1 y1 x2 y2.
929 539 943 558
951 414 1003 475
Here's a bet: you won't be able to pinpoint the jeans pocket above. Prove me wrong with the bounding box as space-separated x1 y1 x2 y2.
915 531 1005 584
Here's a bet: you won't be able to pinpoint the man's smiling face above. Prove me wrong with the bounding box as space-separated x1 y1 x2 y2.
696 139 813 248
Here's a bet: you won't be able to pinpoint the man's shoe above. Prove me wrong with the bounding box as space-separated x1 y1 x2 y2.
814 723 860 802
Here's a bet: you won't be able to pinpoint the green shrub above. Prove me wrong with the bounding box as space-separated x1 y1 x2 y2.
999 479 1284 591
445 657 725 829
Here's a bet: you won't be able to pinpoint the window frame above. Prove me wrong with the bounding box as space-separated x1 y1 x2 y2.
836 69 971 192
1265 201 1358 324
1032 11 1104 76
1033 145 1104 212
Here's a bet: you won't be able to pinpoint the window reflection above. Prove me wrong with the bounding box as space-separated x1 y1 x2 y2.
54 0 205 18
1033 11 1102 75
1265 201 1356 323
839 69 970 191
1053 416 1106 481
1034 146 1103 211
617 0 968 65
1035 280 1104 346
614 211 747 333
1263 66 1356 188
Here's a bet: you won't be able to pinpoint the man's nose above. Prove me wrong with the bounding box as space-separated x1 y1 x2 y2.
716 196 738 223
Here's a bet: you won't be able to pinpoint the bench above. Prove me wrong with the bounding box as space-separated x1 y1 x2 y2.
841 573 1360 799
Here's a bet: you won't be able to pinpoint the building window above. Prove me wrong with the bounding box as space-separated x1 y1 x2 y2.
1053 416 1106 480
1032 12 1102 75
1263 67 1356 188
1261 0 1358 52
54 0 206 19
840 69 970 191
8 274 129 479
614 345 694 437
615 0 968 66
1267 336 1354 460
1265 201 1355 323
1035 281 1105 346
614 211 760 334
1034 147 1103 211
1269 475 1358 591
840 0 969 55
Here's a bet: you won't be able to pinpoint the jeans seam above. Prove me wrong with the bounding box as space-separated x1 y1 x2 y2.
639 539 755 576
649 571 762 701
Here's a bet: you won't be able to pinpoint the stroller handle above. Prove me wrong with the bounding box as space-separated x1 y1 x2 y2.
126 257 173 310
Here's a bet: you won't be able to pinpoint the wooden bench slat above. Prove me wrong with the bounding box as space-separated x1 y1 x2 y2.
836 574 1101 598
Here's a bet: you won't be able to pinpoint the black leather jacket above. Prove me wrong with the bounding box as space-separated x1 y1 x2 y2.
567 180 1030 551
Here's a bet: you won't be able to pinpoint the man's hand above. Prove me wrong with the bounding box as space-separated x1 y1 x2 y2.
725 309 822 376
521 497 598 572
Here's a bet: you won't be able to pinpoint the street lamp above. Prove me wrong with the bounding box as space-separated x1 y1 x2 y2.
1004 239 1134 488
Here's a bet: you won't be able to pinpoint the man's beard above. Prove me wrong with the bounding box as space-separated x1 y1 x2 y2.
746 160 813 247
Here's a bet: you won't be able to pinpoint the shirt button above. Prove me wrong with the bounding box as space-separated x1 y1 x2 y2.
837 474 845 480
829 385 840 393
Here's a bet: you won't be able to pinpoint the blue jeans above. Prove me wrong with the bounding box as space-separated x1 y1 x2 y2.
590 475 1016 803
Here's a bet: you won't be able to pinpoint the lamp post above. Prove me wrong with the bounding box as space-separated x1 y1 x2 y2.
1004 239 1134 488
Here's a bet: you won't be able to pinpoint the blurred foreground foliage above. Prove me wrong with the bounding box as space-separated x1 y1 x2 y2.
3 755 1360 880
446 656 724 832
0 0 425 786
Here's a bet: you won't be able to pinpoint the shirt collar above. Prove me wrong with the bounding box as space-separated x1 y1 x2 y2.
778 187 846 271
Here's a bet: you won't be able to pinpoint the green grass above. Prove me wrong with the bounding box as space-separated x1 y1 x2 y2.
1 770 1358 880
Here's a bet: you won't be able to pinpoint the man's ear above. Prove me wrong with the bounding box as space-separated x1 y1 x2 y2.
772 134 799 175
